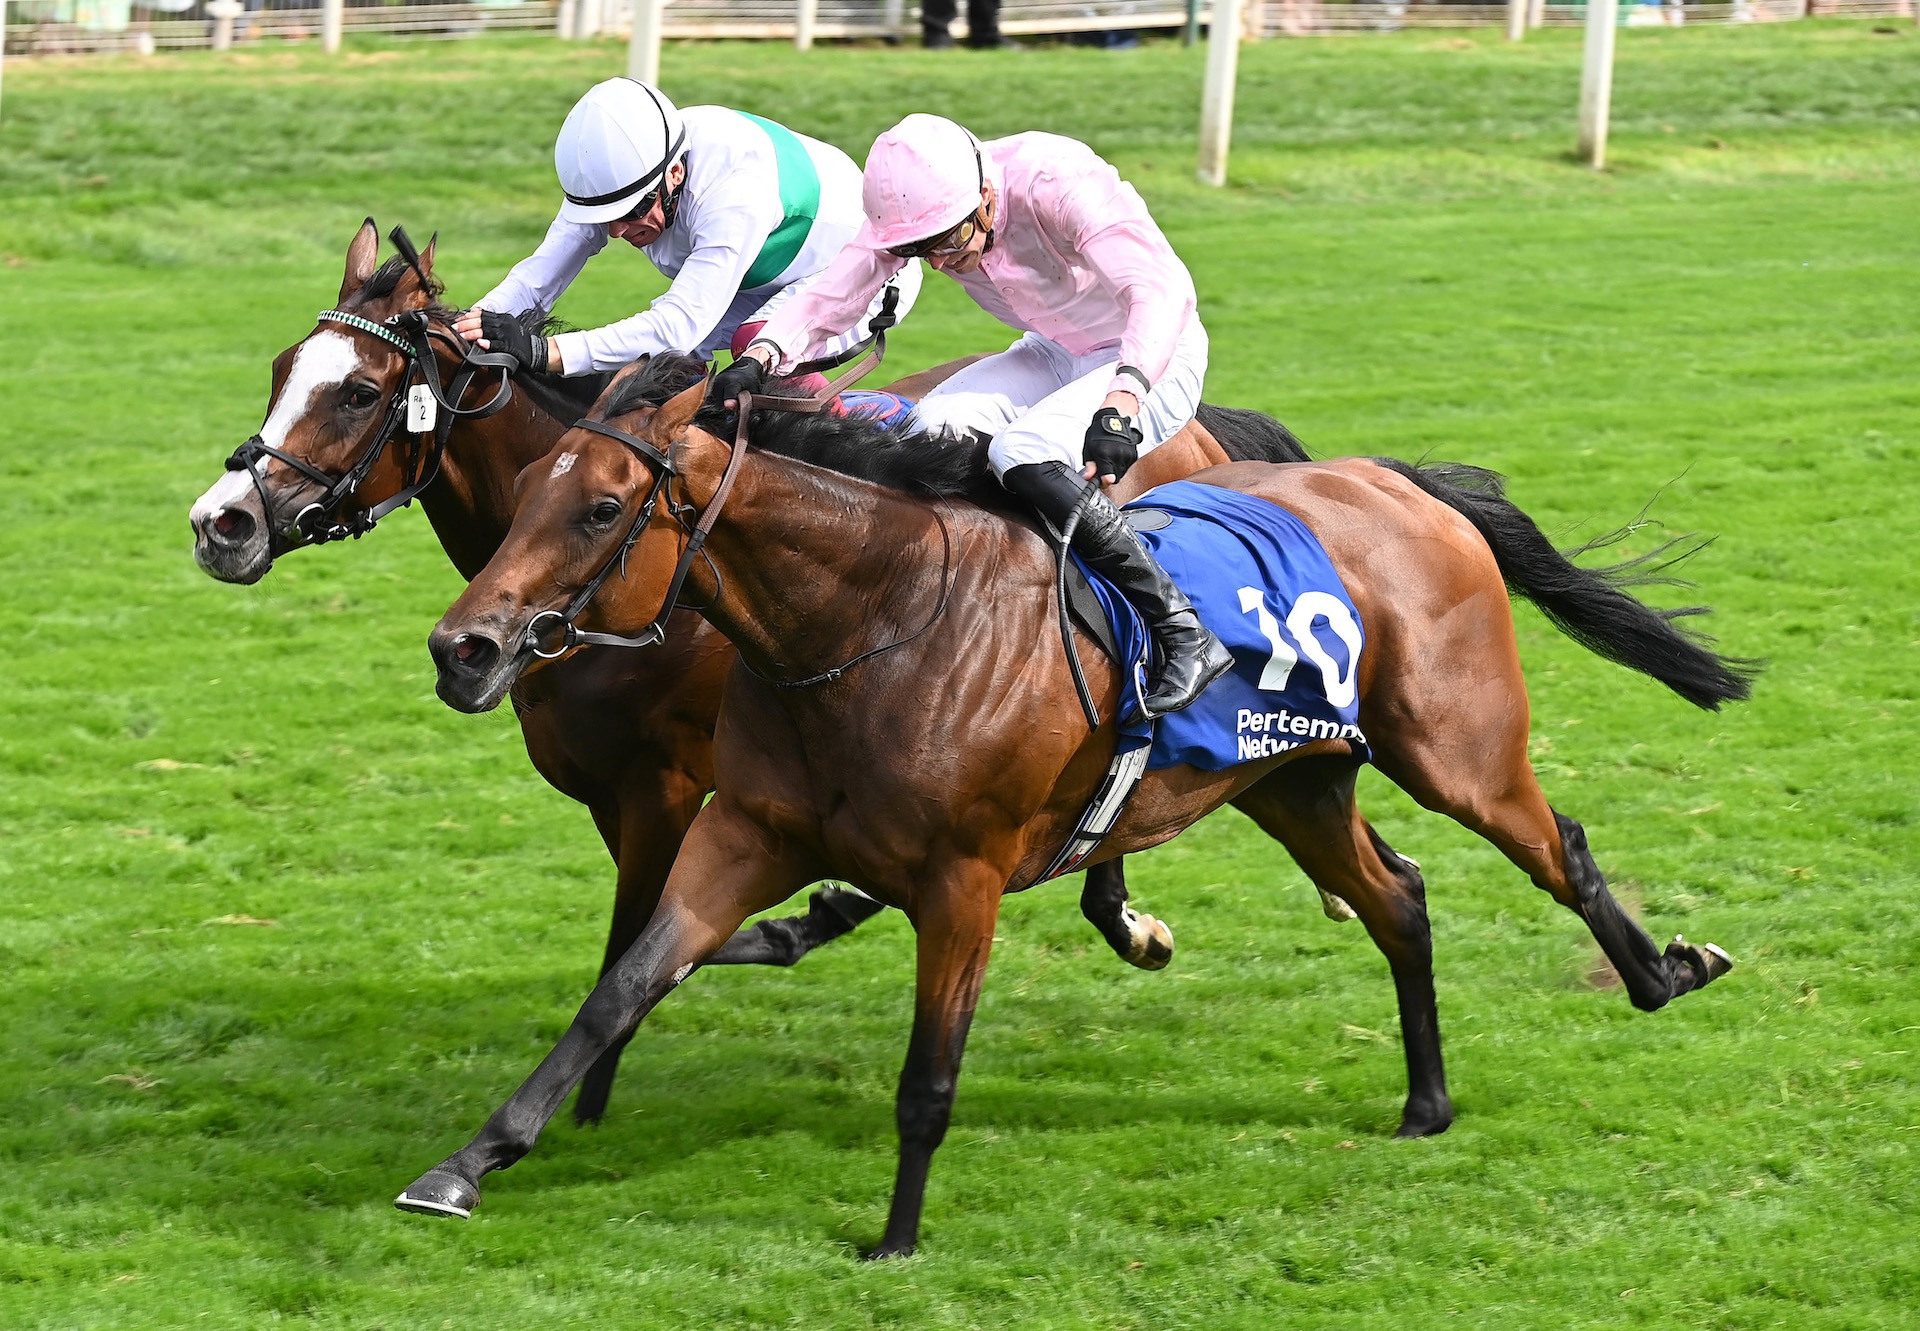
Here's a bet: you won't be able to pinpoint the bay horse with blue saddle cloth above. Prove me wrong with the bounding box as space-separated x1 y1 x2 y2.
406 355 1753 1258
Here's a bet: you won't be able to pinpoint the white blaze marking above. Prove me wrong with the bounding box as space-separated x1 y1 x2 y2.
549 452 578 479
191 331 363 526
190 468 261 526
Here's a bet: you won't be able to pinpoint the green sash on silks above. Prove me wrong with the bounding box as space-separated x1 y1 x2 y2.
738 113 822 292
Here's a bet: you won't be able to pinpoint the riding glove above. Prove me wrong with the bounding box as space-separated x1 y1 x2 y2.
1083 407 1143 481
477 311 548 374
709 354 768 408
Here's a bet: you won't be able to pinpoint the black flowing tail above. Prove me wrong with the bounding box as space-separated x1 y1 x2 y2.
1378 459 1758 711
1197 403 1312 465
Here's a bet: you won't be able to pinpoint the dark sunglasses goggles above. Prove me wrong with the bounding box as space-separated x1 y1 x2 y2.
886 213 987 261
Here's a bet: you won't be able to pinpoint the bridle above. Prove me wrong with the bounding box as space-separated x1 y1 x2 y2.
223 308 517 555
519 329 954 689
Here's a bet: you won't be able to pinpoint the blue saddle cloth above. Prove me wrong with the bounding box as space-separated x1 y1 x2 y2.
1071 480 1370 771
839 389 916 428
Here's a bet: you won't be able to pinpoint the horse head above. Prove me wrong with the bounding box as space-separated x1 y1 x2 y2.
189 219 452 583
429 358 713 714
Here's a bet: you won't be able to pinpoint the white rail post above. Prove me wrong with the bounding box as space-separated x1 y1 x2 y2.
209 0 242 49
578 0 603 39
794 0 817 48
1577 0 1618 169
1197 0 1244 186
557 0 576 36
0 1 8 123
1528 0 1545 27
628 0 662 81
322 0 344 52
884 0 904 40
1507 0 1527 38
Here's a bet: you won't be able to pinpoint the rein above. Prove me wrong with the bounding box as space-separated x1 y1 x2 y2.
223 309 517 555
520 330 955 690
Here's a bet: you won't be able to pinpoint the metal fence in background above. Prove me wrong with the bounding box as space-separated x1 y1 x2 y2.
3 0 1912 57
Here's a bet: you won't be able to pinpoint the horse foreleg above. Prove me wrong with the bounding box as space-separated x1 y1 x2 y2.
706 885 887 966
395 799 809 1220
1078 859 1174 970
1233 760 1452 1137
574 770 707 1127
866 867 1005 1260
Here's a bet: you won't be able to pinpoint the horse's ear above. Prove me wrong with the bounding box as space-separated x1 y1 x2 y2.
653 374 710 444
340 218 379 303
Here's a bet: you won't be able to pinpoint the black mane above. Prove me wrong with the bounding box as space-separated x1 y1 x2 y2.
516 360 617 424
601 352 1001 504
349 254 443 307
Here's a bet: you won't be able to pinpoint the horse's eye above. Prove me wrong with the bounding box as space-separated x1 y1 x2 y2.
588 500 624 526
346 383 381 409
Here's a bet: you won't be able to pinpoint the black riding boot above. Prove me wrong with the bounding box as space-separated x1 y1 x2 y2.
1004 462 1232 716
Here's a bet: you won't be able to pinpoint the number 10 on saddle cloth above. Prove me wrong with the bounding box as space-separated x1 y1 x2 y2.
1076 479 1371 772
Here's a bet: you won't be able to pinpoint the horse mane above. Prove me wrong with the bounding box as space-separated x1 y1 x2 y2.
516 361 617 423
601 352 1001 504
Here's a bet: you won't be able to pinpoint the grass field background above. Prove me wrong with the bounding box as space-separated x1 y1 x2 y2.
1 23 1916 1328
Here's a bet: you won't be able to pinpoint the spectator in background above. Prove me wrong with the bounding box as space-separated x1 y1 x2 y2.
922 0 1015 49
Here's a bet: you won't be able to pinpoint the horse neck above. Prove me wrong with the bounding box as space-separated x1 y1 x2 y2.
416 370 569 582
688 450 975 684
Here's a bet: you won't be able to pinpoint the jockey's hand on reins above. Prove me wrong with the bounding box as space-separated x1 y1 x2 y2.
1084 407 1142 485
472 311 549 375
709 354 767 411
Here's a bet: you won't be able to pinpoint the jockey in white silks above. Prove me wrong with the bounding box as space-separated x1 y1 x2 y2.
711 113 1230 717
455 78 920 381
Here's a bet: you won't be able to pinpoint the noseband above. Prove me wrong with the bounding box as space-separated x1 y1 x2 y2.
223 309 517 555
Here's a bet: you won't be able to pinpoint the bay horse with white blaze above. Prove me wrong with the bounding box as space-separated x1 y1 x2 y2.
187 223 1322 1123
405 357 1752 1256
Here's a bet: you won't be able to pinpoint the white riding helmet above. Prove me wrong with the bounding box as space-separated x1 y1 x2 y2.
554 78 687 225
862 114 986 250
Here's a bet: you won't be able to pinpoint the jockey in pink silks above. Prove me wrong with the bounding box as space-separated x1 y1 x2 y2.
709 113 1230 716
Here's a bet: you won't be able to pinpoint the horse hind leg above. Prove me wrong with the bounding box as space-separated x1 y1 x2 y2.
1079 859 1174 970
1553 810 1734 1010
706 885 888 966
1376 736 1733 1014
1233 762 1453 1138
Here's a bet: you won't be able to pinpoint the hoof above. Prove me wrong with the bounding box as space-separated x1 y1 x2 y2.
1316 887 1358 923
860 1238 917 1261
1121 911 1174 971
1394 1100 1454 1139
394 1167 479 1220
1669 935 1735 990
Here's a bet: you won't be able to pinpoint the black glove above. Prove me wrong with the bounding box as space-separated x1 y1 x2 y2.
709 354 768 408
477 311 548 374
1083 407 1143 481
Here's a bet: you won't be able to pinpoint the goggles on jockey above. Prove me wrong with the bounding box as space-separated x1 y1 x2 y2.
615 168 684 229
885 209 984 260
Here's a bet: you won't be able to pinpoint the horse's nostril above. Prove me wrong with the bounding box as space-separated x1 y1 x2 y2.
211 508 255 543
447 633 499 673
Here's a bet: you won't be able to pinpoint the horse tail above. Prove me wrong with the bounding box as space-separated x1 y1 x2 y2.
1196 403 1312 465
1376 459 1759 711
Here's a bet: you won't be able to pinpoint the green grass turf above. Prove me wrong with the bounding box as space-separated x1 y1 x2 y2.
2 21 1917 1328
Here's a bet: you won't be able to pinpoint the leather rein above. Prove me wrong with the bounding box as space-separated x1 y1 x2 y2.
223 308 517 555
519 329 955 691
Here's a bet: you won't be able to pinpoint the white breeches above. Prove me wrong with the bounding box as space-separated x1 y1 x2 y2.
909 323 1208 478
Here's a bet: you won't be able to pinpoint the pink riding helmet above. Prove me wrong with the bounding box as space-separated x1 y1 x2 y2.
862 114 986 250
